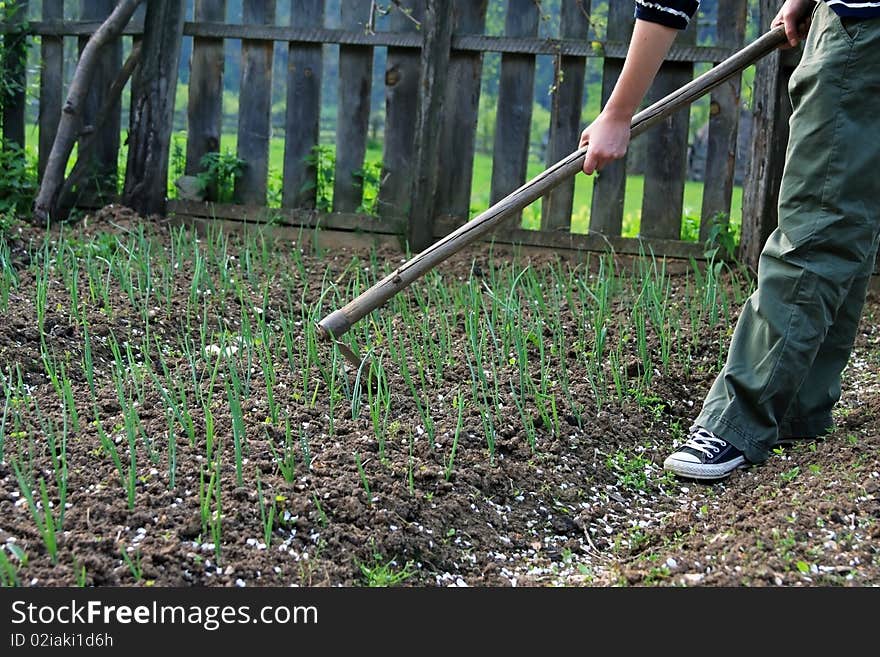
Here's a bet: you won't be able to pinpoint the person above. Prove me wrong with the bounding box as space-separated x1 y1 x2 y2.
580 0 880 480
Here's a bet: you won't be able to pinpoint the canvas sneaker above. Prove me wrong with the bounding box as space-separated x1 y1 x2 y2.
663 425 747 480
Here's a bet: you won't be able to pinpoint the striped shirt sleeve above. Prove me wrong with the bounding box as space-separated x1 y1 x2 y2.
634 0 700 30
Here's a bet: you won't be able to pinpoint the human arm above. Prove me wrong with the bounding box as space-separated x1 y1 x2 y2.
579 19 677 175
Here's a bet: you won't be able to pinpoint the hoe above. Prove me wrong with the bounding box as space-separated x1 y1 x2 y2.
318 25 788 368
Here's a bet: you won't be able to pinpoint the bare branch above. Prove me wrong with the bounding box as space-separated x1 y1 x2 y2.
33 0 144 224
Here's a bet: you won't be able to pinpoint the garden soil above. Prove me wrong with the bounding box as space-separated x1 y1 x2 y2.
1 208 878 587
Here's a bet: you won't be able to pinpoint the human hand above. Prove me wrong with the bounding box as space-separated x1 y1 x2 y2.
579 109 632 176
772 0 815 48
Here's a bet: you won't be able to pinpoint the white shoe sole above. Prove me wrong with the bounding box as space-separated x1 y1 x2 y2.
663 454 747 480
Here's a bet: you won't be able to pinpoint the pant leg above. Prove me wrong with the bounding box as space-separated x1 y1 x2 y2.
695 4 880 463
780 253 877 439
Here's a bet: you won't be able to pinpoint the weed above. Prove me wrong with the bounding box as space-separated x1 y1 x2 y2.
358 552 415 587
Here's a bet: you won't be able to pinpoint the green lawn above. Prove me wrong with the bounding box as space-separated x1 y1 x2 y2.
202 132 742 242
23 124 738 243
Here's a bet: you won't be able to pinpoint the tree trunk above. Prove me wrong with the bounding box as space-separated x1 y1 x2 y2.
408 0 454 252
33 0 143 224
122 0 186 217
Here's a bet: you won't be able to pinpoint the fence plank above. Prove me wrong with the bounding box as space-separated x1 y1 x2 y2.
489 0 539 227
38 0 62 179
234 0 275 205
186 0 226 181
541 0 590 232
700 0 747 240
590 0 634 236
1 0 28 149
376 0 424 219
435 0 488 226
408 0 454 251
741 0 797 271
333 0 372 213
639 21 696 240
78 0 120 202
282 0 324 209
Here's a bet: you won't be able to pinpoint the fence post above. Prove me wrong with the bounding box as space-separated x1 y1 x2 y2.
408 0 454 251
699 0 747 240
541 0 590 232
38 0 63 180
122 0 186 216
333 0 373 214
377 0 425 219
740 0 799 271
79 0 121 203
434 0 488 230
590 0 633 236
186 0 227 181
235 0 275 206
283 0 324 209
490 0 539 228
1 0 28 150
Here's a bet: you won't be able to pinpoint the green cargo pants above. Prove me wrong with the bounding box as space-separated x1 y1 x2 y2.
695 2 880 464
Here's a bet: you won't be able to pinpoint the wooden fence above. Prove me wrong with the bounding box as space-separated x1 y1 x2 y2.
2 0 789 263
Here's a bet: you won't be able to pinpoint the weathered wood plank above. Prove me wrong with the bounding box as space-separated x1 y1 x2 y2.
541 0 590 232
171 214 402 253
700 0 747 241
490 0 539 227
1 0 28 149
282 0 324 209
590 0 633 236
741 0 798 271
15 19 739 61
333 0 372 213
376 0 424 219
408 0 454 251
78 0 120 202
433 215 711 260
38 0 63 180
234 0 275 205
186 0 226 181
15 20 741 61
639 21 696 240
168 199 404 234
122 0 186 216
435 0 488 227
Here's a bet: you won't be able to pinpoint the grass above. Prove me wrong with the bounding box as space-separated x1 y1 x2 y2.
210 133 741 240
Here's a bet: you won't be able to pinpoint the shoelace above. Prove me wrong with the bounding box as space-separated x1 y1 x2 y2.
680 426 727 457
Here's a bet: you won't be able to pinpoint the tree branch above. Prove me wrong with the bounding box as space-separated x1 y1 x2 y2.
33 0 144 224
55 42 143 219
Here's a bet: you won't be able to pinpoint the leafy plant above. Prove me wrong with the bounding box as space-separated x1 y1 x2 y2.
359 552 415 587
197 150 245 203
303 144 334 212
605 450 652 493
354 160 383 216
0 139 37 216
703 212 737 261
168 132 187 199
